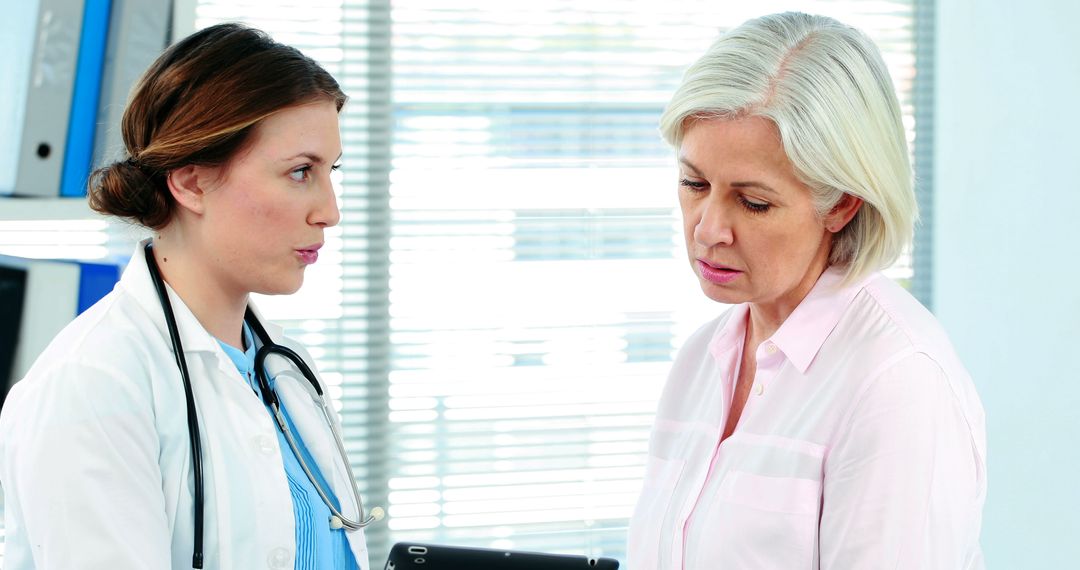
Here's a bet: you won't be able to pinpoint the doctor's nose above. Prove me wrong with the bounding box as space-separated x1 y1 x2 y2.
309 175 341 228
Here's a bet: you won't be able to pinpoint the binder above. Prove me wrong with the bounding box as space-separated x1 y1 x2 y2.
5 0 171 198
0 255 123 408
60 0 113 197
0 2 41 195
14 0 88 197
93 0 172 167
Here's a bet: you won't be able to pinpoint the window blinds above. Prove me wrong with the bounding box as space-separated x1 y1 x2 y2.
382 0 918 564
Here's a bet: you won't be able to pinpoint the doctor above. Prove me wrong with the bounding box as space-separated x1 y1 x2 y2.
0 23 377 569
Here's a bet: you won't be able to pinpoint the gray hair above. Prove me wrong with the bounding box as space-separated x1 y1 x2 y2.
660 12 916 283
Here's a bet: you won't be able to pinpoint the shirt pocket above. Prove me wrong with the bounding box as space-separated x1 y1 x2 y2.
627 455 685 570
711 471 821 569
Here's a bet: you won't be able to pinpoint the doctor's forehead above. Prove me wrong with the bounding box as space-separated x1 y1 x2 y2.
247 101 343 160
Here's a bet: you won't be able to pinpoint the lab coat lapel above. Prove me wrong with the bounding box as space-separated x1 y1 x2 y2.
119 239 267 410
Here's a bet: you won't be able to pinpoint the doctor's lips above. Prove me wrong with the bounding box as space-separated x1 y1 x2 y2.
697 259 742 284
296 243 323 264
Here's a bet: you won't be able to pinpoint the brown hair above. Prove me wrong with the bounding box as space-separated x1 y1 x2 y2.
88 23 348 229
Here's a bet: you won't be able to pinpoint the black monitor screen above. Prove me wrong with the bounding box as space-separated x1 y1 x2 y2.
0 264 28 409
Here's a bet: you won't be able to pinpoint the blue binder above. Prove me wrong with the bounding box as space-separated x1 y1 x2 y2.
75 258 121 312
60 0 113 197
93 0 173 167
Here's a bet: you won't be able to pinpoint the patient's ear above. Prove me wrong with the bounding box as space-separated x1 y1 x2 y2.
167 165 218 216
825 193 863 233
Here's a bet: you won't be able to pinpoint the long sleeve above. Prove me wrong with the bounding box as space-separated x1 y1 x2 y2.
818 352 985 569
1 360 173 569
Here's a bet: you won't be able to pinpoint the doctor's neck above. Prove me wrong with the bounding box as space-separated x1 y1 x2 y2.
151 231 248 350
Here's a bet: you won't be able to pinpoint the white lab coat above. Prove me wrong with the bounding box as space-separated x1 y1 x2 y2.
0 241 369 569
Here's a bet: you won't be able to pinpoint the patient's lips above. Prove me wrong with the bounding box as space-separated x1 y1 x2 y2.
697 259 742 284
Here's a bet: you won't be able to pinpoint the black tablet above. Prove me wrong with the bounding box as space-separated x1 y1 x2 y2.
384 542 620 570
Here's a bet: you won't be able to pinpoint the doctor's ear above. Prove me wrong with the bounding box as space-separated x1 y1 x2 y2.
166 164 219 216
824 193 863 234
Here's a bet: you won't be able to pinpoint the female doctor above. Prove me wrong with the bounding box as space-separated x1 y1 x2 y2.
0 23 378 569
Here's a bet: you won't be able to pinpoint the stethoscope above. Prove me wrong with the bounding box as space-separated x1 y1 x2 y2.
144 242 383 569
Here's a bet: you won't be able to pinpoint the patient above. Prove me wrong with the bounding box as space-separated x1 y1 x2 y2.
628 12 986 569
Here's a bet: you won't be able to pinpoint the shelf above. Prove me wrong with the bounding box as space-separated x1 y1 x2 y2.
0 197 100 221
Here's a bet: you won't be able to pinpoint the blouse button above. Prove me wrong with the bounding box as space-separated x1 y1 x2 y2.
755 383 765 396
765 343 778 355
267 547 292 569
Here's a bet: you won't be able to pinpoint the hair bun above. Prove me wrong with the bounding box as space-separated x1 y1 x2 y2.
87 158 172 228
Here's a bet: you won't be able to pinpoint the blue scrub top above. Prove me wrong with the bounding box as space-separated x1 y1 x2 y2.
217 323 359 570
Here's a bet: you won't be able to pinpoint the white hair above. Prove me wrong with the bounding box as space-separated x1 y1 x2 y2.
660 12 917 284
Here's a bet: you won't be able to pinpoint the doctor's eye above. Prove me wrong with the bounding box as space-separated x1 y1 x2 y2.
289 166 312 182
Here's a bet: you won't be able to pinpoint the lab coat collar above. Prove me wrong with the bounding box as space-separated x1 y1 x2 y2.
246 302 284 344
119 239 284 354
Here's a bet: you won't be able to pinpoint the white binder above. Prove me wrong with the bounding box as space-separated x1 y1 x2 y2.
13 0 87 197
0 1 40 195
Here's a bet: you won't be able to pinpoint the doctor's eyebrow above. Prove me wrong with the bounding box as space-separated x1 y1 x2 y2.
282 151 344 164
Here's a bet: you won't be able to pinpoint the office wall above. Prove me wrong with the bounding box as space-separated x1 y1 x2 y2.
934 0 1080 566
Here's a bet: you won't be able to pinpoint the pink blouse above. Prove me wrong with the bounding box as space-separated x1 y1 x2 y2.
628 268 986 569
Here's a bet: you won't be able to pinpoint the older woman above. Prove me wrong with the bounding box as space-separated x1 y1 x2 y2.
628 12 986 570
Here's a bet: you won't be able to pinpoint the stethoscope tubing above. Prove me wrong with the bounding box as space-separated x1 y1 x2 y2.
145 243 206 568
145 243 376 569
249 312 377 530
